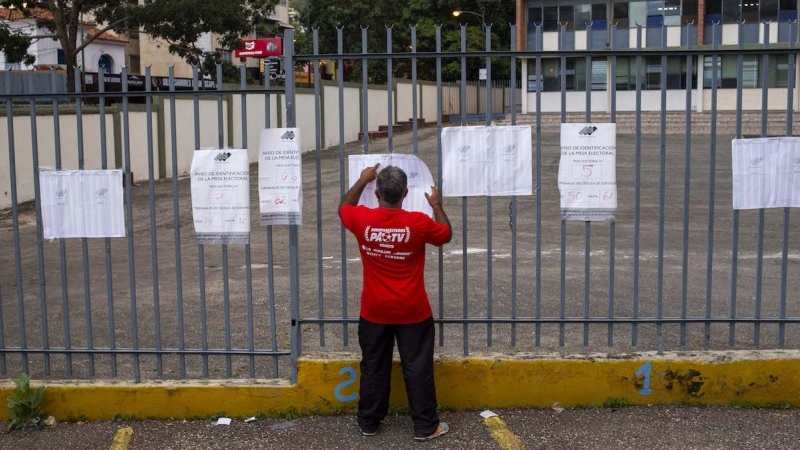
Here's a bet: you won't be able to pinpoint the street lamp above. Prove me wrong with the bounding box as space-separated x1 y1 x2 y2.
452 10 485 30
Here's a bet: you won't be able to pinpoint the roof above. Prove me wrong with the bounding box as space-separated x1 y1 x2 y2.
0 7 128 44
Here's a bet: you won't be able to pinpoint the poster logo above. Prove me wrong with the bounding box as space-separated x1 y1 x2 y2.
579 126 598 136
215 152 232 162
363 226 411 244
281 130 296 141
56 189 68 198
458 145 470 154
501 145 516 154
409 171 419 179
245 41 256 51
749 157 764 167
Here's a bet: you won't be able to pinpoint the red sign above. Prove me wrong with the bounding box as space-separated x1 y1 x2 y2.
234 38 282 58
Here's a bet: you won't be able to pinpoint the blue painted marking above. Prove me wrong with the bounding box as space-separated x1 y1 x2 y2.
635 361 653 396
334 366 359 402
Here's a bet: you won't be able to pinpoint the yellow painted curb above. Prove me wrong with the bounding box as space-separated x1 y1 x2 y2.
0 351 798 421
109 427 133 450
484 416 526 450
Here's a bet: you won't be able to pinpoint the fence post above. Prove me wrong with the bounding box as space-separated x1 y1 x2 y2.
285 28 302 384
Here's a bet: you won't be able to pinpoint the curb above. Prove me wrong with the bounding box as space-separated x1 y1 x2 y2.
1 351 798 420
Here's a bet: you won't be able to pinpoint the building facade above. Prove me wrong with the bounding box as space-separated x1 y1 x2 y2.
515 0 800 112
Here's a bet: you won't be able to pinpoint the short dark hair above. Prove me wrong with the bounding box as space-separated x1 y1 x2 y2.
376 166 407 205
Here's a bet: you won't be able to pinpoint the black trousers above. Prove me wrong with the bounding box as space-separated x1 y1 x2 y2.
357 316 439 437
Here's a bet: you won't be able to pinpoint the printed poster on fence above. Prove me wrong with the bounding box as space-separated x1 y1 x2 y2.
259 128 303 225
348 154 436 218
190 149 251 245
732 137 800 209
40 169 125 239
558 123 617 221
441 125 533 197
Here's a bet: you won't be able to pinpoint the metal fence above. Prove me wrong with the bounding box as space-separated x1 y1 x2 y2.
1 22 800 384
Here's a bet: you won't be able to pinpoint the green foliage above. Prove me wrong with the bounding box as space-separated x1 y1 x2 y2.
0 21 36 66
602 398 628 409
282 406 300 421
6 373 45 432
293 0 517 83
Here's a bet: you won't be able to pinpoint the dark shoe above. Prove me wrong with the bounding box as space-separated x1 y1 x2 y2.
359 424 378 436
414 422 449 441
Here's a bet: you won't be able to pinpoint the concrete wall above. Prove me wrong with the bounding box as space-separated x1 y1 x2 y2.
0 78 453 209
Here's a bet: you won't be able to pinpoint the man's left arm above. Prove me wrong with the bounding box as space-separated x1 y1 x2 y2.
338 163 380 217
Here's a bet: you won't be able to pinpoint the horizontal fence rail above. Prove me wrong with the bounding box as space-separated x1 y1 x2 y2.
0 22 799 383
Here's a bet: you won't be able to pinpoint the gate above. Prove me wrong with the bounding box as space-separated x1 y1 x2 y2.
1 22 799 384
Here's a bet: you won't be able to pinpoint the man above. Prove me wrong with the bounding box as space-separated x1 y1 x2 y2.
338 163 452 441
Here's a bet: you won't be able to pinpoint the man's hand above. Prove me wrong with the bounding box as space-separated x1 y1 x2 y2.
359 163 380 184
424 186 441 207
340 163 381 216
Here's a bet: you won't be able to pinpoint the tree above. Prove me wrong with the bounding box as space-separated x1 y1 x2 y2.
293 0 516 83
0 0 280 91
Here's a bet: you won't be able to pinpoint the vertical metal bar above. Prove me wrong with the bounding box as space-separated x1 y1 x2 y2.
632 24 643 346
510 24 518 347
144 67 161 377
608 23 618 347
312 30 325 347
584 24 592 348
436 26 445 346
460 24 469 357
656 27 667 355
51 69 71 377
412 25 419 156
99 70 116 377
698 23 720 346
362 27 369 154
337 27 349 348
286 29 302 383
168 67 185 378
193 66 209 377
559 24 567 348
485 25 493 346
75 66 94 376
215 64 232 377
28 70 50 376
5 70 27 374
680 23 694 347
728 22 744 346
779 25 796 347
121 68 140 382
535 24 543 346
265 72 279 374
240 65 255 378
753 24 770 347
387 26 394 151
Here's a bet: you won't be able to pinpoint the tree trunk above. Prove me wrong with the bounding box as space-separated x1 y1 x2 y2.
65 51 78 93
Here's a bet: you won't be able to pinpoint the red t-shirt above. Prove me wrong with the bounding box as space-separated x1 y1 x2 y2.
339 204 451 324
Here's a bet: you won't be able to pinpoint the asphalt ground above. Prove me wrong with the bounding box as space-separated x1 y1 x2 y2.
1 127 799 380
1 406 799 450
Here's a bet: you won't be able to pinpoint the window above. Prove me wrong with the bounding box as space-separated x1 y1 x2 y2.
704 55 761 88
705 0 722 15
591 60 608 90
592 4 607 22
614 2 630 27
683 0 699 22
527 58 589 92
762 0 780 21
630 1 648 25
560 5 575 30
768 55 790 88
543 6 559 31
780 0 798 20
57 49 66 65
529 7 542 24
722 0 739 22
664 0 682 24
576 5 592 30
741 0 759 22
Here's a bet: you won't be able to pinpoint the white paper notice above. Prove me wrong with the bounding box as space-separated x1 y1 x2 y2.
441 126 533 197
259 128 303 225
40 170 125 239
190 149 250 245
348 154 435 217
558 123 617 221
732 137 800 209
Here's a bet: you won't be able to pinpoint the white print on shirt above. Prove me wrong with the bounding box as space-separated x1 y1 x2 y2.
364 226 411 244
361 245 413 261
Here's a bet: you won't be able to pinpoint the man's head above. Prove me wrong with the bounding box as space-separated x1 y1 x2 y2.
375 165 408 208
